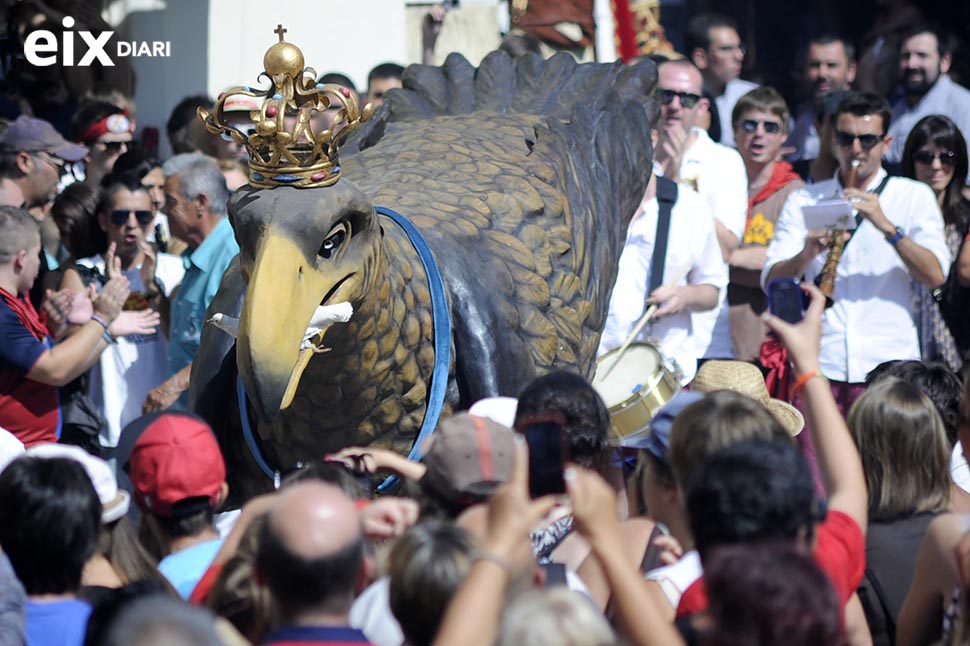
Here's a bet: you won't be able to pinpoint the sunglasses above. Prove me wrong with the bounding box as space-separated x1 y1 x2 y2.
655 89 702 109
834 130 885 151
740 119 782 135
913 149 957 168
35 152 68 176
109 209 154 226
98 141 127 153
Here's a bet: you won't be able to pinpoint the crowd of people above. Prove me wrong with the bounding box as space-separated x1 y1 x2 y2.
0 5 969 646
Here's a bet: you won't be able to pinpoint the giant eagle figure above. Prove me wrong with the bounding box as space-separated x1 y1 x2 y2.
190 29 657 500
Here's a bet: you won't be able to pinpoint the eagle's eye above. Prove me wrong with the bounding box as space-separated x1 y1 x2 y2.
319 222 349 260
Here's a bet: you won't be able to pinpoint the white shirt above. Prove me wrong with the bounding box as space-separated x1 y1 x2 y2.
77 253 185 447
599 183 727 384
715 78 759 149
887 75 970 164
762 169 951 382
678 128 748 360
645 549 703 609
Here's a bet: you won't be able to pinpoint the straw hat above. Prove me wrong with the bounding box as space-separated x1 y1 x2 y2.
693 361 804 436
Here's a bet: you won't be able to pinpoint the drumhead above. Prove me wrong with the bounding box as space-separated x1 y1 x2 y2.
592 343 663 407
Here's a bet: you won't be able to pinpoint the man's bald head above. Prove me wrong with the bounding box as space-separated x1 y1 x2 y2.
659 59 705 95
269 481 361 559
656 60 709 135
258 482 365 620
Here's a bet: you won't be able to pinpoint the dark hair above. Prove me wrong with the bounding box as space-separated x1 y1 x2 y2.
901 115 970 229
166 95 214 154
51 182 106 260
807 33 856 63
71 101 126 144
83 580 179 646
388 521 474 646
99 174 152 220
868 359 964 444
686 439 821 559
834 92 892 136
282 460 369 499
704 544 846 646
149 502 215 539
98 517 174 590
0 456 101 594
367 62 405 84
900 24 957 59
499 33 543 58
256 518 364 617
686 13 740 53
317 72 357 93
515 371 611 473
111 149 162 184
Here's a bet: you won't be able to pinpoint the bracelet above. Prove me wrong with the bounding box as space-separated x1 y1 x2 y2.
90 314 111 331
101 330 117 345
790 370 825 400
886 226 905 246
473 551 513 576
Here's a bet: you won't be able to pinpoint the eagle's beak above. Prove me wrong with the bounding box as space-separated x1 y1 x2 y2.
236 230 332 422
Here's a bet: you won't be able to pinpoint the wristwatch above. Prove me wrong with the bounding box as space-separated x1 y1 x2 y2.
886 226 905 246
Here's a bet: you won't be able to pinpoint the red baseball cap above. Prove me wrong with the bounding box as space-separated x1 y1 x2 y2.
128 412 226 518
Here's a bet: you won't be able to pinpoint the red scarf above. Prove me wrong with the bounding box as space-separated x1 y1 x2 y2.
0 288 49 340
747 161 802 218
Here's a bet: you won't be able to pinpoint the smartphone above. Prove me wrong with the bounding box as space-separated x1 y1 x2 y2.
525 422 569 498
767 278 807 324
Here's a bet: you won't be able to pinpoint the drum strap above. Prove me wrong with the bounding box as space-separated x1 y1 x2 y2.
648 177 678 296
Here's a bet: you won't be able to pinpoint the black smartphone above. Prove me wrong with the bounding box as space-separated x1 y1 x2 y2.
767 278 807 324
525 422 568 498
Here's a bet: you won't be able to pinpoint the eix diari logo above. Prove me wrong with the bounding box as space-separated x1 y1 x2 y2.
24 16 171 67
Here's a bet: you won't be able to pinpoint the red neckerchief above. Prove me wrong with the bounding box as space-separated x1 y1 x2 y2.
747 161 802 216
0 287 48 340
759 334 790 402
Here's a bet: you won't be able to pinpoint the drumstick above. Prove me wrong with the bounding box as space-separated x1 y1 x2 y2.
600 260 692 382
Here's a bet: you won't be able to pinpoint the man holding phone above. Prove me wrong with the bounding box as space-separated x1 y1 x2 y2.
762 91 949 412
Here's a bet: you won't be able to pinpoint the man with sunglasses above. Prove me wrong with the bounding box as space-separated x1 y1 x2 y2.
885 25 970 166
728 88 805 361
686 13 758 149
71 101 134 188
653 59 748 364
763 92 949 417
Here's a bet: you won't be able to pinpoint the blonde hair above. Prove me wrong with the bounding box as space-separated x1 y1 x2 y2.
498 588 615 646
848 378 950 521
669 390 791 490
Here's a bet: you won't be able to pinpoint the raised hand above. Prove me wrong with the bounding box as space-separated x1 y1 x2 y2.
109 309 161 337
42 289 73 336
93 275 130 322
103 242 121 279
762 281 825 375
66 286 95 325
360 497 420 539
139 241 158 294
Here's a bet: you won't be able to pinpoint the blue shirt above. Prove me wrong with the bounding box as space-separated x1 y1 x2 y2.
26 598 91 646
158 538 224 599
168 217 239 376
262 625 373 645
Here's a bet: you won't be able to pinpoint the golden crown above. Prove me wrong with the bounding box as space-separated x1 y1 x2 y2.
198 25 373 189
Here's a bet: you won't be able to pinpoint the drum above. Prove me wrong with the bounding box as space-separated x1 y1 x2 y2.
592 342 681 442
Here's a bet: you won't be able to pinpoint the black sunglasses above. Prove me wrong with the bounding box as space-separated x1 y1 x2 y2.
109 209 154 226
834 130 885 151
655 88 702 109
741 119 782 135
100 141 127 153
913 149 957 168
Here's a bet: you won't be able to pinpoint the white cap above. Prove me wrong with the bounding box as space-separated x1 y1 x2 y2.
468 396 519 429
0 426 24 472
24 443 130 523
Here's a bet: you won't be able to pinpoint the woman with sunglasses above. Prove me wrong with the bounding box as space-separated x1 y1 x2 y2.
901 115 970 367
57 176 184 459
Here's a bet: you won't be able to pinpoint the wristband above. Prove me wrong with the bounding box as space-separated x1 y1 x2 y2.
473 551 513 576
790 370 825 400
886 226 905 246
101 330 117 345
91 314 111 331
